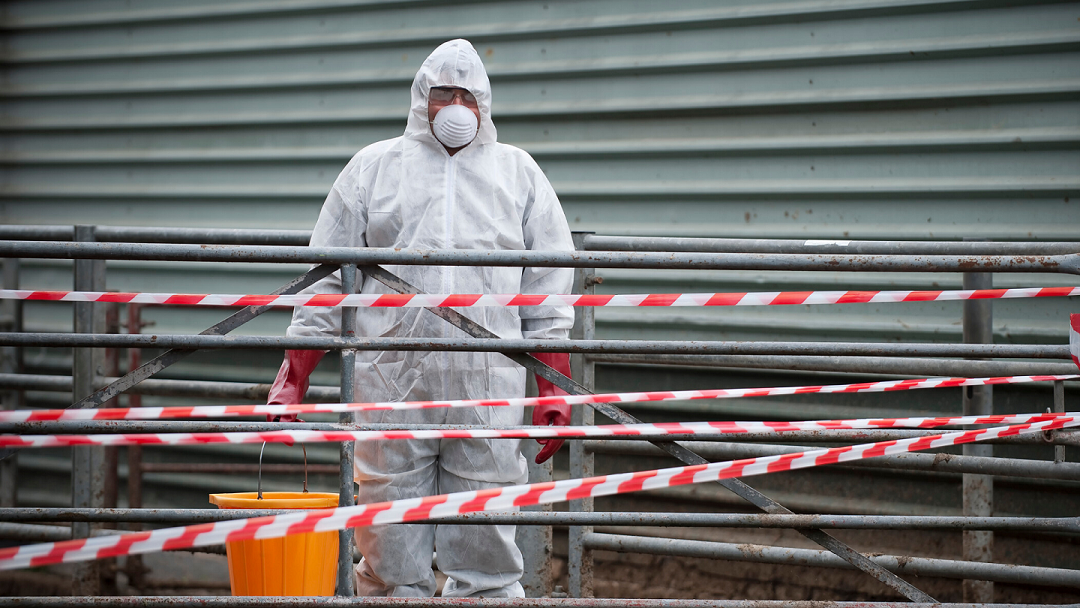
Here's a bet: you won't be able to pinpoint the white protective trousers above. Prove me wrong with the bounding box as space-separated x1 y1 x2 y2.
284 39 575 597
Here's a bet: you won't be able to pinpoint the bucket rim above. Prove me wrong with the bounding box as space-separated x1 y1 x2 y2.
209 491 341 509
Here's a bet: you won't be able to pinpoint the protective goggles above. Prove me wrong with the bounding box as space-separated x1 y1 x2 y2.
429 87 478 106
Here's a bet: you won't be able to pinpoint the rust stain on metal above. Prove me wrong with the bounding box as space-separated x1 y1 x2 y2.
736 543 766 559
931 452 954 467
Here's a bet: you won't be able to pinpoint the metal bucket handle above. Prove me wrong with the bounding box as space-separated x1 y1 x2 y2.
257 441 309 499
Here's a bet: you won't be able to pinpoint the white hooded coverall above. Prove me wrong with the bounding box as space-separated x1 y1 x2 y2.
284 39 575 597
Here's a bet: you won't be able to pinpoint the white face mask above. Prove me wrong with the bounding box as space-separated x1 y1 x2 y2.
431 104 478 149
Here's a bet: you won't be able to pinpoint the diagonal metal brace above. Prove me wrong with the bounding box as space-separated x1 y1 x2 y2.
0 264 338 462
361 264 935 603
70 263 339 411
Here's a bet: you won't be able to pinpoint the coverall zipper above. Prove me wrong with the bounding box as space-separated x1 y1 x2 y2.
440 154 458 402
443 154 457 295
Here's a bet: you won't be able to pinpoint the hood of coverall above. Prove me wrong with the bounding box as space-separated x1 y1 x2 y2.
404 39 498 147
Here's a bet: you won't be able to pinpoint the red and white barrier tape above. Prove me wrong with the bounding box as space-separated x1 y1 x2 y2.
2 412 1074 449
4 286 1078 308
1070 313 1080 370
1 415 1074 571
3 374 1075 423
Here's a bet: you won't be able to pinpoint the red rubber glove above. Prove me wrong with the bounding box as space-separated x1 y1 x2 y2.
266 349 327 422
531 352 572 464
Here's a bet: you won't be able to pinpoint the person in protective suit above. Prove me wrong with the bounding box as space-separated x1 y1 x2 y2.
267 39 575 597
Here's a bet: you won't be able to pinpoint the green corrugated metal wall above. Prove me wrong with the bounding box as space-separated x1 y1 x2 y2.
2 3 1080 595
1 0 1077 354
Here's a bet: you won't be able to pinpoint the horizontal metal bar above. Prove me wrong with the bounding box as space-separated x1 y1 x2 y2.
0 597 1046 608
0 333 1073 361
3 508 1075 533
7 364 1073 400
0 523 224 555
586 441 1080 480
0 522 126 542
2 420 636 435
79 227 312 246
437 513 1080 532
0 372 340 401
139 463 340 474
583 235 1080 256
0 507 296 523
591 354 1080 378
635 428 1079 447
2 241 1077 274
0 225 311 245
4 421 1077 448
7 419 885 443
4 226 1077 256
584 533 1080 588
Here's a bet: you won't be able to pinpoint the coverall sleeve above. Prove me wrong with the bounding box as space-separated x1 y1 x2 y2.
519 162 575 341
285 162 368 340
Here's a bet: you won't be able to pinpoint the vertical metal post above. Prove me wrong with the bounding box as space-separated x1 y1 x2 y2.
125 303 146 590
126 442 145 590
0 258 22 508
97 302 121 594
962 269 993 603
101 303 121 593
1054 380 1066 464
72 225 107 596
336 264 357 597
517 376 554 598
568 232 595 598
102 302 121 510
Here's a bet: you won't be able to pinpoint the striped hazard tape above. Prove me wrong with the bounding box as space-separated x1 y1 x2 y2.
1071 313 1080 370
2 374 1074 423
2 412 1075 449
0 415 1074 571
3 286 1078 308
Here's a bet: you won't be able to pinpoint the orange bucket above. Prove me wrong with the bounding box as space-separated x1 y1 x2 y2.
209 492 340 596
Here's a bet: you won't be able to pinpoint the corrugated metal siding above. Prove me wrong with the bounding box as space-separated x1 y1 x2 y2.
2 0 1077 351
2 1 1077 228
3 4 1080 594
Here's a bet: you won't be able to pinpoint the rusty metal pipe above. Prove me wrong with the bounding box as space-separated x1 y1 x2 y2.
1 240 1077 274
0 334 1073 361
1 508 1076 532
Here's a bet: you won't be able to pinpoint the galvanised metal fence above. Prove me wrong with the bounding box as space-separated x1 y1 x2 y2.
0 225 1077 606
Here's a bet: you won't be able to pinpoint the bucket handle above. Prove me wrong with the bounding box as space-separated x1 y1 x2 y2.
257 441 309 500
